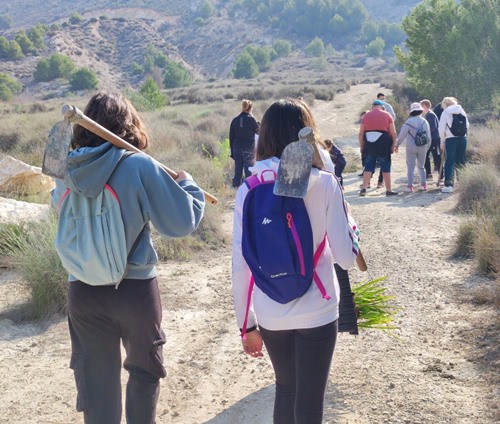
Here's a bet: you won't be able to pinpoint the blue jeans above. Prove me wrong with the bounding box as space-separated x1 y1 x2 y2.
444 137 467 187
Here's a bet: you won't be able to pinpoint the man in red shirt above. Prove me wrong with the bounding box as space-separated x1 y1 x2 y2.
358 100 398 196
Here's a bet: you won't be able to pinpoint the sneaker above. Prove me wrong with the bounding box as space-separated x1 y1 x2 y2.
357 171 364 177
441 186 453 193
377 182 384 189
359 188 367 196
421 184 427 191
386 190 399 196
426 174 433 180
404 186 414 193
359 183 371 188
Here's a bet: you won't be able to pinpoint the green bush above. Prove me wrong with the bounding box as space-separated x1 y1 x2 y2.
305 37 325 58
69 12 84 25
163 60 192 88
366 37 385 57
273 39 291 58
139 77 168 110
70 68 99 91
7 40 23 61
34 53 75 82
14 30 34 55
233 51 258 79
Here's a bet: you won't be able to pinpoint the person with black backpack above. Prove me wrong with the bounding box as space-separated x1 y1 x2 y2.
395 102 431 192
232 98 360 424
438 97 469 193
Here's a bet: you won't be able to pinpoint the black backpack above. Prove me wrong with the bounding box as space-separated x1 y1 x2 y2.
448 113 467 137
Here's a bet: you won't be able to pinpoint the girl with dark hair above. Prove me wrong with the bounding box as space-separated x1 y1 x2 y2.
51 91 205 424
232 98 360 424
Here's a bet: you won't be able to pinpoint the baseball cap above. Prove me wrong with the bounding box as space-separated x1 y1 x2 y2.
372 100 384 106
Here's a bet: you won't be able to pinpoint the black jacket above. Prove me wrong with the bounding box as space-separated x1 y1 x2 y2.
229 112 259 155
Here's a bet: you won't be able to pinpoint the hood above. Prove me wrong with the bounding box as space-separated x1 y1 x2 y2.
445 104 466 115
64 143 128 198
249 157 322 189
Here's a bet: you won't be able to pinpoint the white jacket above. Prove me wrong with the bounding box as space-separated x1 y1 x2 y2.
439 104 469 142
232 158 359 332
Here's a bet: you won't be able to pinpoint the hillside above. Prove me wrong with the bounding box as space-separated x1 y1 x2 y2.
0 0 416 99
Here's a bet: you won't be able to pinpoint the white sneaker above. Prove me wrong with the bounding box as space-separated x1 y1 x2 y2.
441 186 453 193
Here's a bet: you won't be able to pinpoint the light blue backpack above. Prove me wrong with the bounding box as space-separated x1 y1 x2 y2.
56 182 128 286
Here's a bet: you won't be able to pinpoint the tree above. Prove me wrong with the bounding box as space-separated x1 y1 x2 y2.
34 59 51 81
0 83 12 101
0 73 22 101
232 51 258 79
27 24 47 50
69 13 84 25
139 77 167 109
244 45 272 71
305 37 325 57
70 68 98 91
0 36 9 59
273 39 291 58
49 53 75 79
163 60 192 88
365 37 385 57
14 30 34 55
395 0 500 111
7 40 23 61
34 53 75 81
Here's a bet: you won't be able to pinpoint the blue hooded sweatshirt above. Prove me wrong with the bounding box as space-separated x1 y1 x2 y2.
51 142 205 282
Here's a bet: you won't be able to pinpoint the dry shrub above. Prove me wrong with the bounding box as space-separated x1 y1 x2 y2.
455 219 476 258
474 216 500 275
455 164 500 214
475 126 500 170
0 132 20 152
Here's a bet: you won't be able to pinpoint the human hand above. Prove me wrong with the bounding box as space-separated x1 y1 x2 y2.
394 146 399 153
175 170 193 182
242 329 264 358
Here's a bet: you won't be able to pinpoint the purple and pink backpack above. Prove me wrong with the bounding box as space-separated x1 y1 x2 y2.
240 171 330 337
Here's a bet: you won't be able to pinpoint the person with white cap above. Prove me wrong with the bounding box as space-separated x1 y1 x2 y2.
395 102 432 192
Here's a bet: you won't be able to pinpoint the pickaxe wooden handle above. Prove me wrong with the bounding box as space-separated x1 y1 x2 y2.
356 250 368 272
62 104 218 205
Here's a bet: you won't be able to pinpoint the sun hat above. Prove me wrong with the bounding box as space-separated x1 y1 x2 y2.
410 102 423 113
372 100 384 106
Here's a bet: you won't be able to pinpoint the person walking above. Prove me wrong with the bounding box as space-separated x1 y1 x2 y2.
358 100 398 196
395 102 432 192
420 99 441 180
51 92 205 424
232 98 360 424
377 92 396 120
229 99 260 187
323 138 346 188
438 97 469 193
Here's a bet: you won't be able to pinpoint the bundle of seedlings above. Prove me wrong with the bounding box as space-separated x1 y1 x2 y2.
352 276 399 332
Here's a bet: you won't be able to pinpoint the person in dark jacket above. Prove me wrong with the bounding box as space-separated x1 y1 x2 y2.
323 138 346 188
420 99 441 179
229 99 260 187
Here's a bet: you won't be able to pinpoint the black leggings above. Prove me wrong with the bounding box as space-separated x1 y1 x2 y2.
260 321 338 424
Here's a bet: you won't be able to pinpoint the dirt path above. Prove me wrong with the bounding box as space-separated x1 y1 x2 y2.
0 84 497 424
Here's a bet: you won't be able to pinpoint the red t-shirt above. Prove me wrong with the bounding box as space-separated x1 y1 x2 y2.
362 109 394 132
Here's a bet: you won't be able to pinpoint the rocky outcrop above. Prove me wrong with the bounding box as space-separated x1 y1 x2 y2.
0 156 54 195
0 197 51 225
